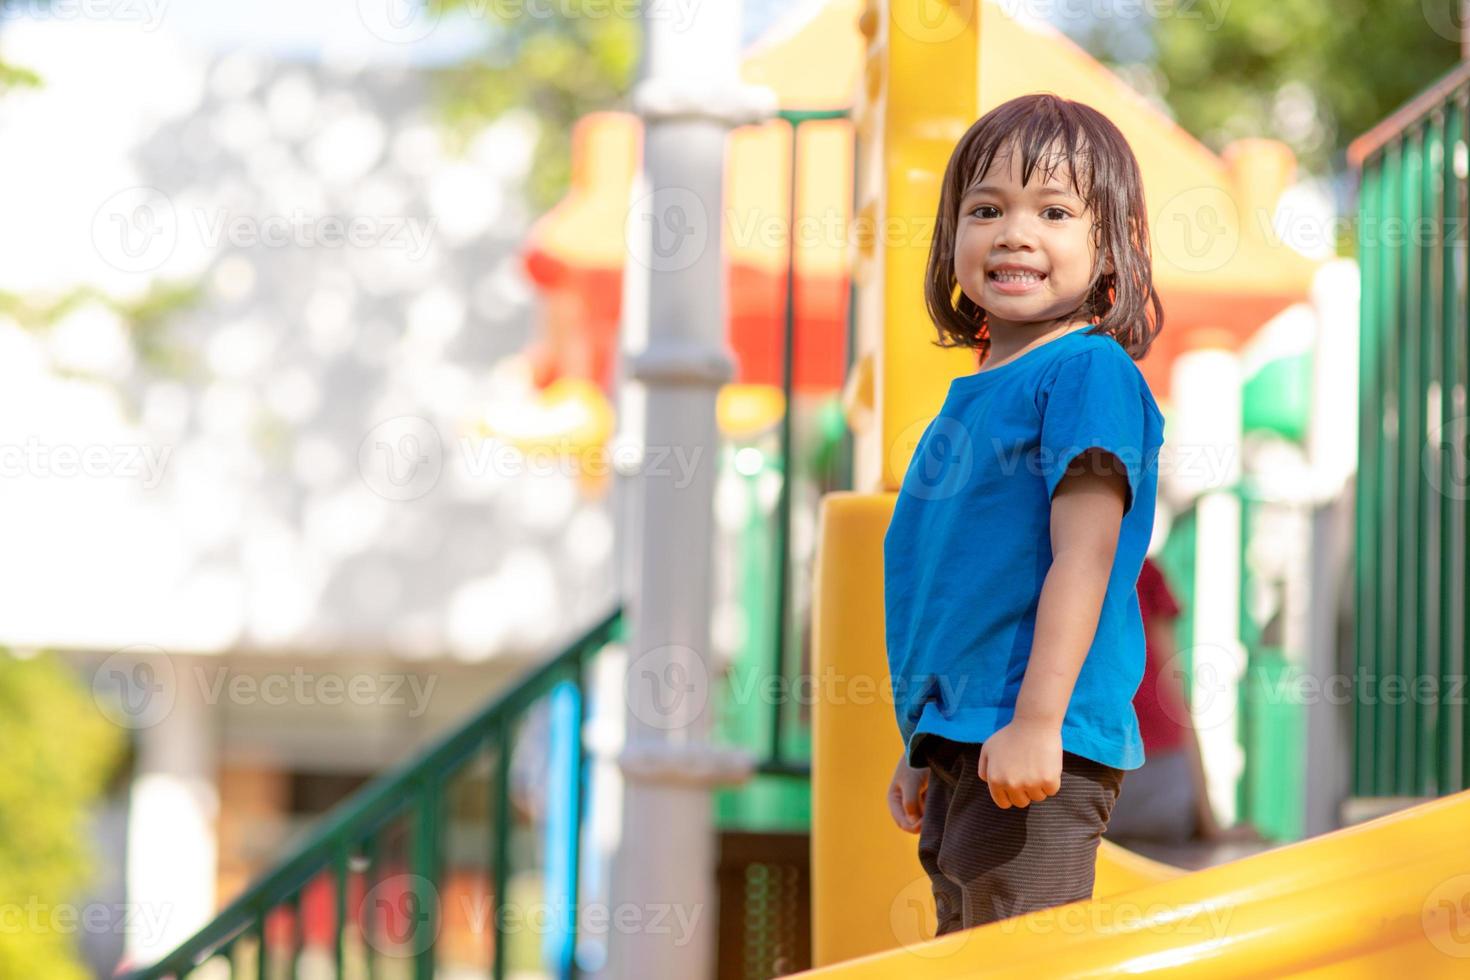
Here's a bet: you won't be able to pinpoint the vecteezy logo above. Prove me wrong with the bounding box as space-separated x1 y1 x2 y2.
1153 186 1239 274
92 645 176 729
888 873 972 958
892 416 973 501
1156 644 1242 731
362 874 440 957
626 644 708 731
1424 415 1470 502
356 0 441 44
1422 874 1470 957
91 186 177 273
358 416 443 501
625 186 709 273
889 0 975 44
1422 0 1470 44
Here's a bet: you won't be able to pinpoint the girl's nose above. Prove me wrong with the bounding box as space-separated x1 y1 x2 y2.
994 217 1037 249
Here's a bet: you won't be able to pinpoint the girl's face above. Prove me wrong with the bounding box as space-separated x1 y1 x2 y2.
953 145 1112 335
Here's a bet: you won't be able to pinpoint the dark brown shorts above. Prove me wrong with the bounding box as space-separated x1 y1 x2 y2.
916 734 1125 933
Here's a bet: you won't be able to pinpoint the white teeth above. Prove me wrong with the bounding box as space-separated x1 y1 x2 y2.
992 271 1042 282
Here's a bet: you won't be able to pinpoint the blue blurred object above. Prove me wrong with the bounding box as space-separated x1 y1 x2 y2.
542 679 581 977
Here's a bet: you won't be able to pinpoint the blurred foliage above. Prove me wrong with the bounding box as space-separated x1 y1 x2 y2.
0 650 126 980
423 0 1468 231
0 53 202 384
1072 0 1462 176
0 59 41 93
0 62 163 979
0 281 204 382
426 0 641 211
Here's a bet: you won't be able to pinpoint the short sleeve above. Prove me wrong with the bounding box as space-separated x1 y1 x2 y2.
1037 346 1152 515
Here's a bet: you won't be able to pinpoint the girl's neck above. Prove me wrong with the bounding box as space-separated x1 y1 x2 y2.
980 319 1093 373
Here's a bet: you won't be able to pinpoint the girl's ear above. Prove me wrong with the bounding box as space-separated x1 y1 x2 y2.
1101 251 1115 277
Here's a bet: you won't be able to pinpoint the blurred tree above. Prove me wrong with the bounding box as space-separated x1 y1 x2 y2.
428 0 641 211
0 282 203 384
0 59 41 93
0 651 125 980
0 57 141 979
1067 0 1462 176
0 58 201 395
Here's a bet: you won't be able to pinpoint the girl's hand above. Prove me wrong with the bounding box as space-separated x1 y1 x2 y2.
887 753 929 833
978 720 1063 809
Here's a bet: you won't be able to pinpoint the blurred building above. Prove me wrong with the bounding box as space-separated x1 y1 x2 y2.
0 20 618 975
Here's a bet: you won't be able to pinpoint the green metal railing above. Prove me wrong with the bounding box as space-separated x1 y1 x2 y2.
1351 61 1470 797
121 607 622 980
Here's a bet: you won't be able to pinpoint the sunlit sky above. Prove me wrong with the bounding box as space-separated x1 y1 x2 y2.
136 0 808 63
4 0 1110 68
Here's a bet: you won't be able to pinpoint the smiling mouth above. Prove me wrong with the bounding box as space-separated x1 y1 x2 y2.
988 270 1046 283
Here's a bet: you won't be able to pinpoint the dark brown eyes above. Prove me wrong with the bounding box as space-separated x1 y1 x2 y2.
967 205 1072 220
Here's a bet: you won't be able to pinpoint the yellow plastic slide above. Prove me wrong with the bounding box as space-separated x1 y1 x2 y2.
808 492 1470 977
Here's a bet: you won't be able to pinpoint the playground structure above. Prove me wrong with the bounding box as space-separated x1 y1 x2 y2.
511 0 1359 850
502 0 1346 846
809 1 1470 974
117 2 1470 978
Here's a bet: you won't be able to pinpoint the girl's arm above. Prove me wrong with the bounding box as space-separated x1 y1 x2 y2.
978 448 1128 809
1017 448 1128 726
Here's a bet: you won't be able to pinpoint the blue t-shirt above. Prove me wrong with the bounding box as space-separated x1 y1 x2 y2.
883 326 1165 771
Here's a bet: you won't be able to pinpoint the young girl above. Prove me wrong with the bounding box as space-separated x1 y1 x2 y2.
882 93 1166 933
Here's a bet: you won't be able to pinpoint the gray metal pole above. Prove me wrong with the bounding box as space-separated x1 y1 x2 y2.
1303 492 1354 835
604 4 775 978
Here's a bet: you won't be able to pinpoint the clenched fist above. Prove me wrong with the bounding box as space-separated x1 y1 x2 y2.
886 752 929 832
977 719 1063 809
